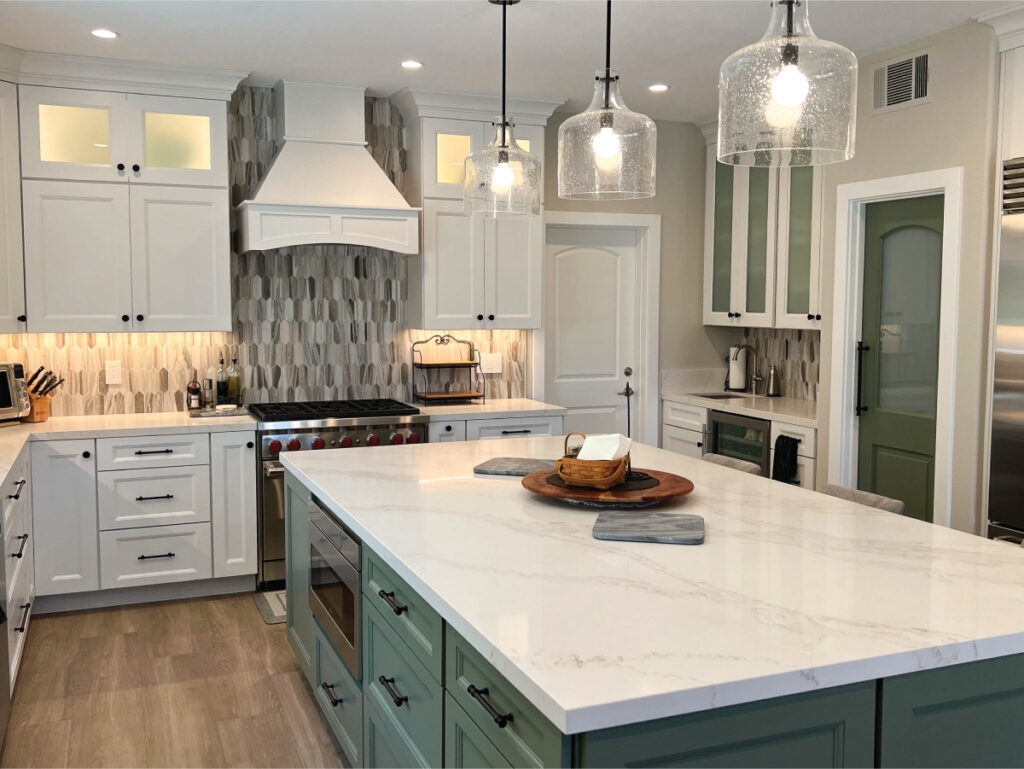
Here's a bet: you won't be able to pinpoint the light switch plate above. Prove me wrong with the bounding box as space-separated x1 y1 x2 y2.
480 353 502 374
105 360 122 386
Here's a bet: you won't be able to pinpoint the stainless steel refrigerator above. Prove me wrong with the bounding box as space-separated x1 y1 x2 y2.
988 158 1024 542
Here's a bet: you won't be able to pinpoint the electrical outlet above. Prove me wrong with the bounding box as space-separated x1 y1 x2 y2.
105 360 123 386
480 353 502 374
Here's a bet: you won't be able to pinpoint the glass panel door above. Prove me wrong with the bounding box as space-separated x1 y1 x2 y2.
711 160 733 314
744 167 770 314
422 118 487 199
786 167 814 315
127 95 227 187
710 411 768 472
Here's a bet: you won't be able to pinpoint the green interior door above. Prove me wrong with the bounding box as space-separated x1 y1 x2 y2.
857 195 944 521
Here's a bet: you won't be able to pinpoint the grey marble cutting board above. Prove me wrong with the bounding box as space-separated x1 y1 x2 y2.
474 457 556 477
592 511 705 545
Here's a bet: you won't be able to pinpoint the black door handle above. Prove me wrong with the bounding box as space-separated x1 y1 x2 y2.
377 589 408 616
138 552 175 561
132 164 140 173
117 163 125 171
7 479 26 500
247 441 254 449
488 314 495 321
855 341 870 416
15 602 30 632
136 314 144 322
378 676 409 707
815 314 822 321
122 314 130 322
135 494 174 502
82 450 91 459
501 429 531 435
11 533 28 559
135 448 173 455
320 682 343 706
476 314 484 321
467 684 514 728
16 314 25 323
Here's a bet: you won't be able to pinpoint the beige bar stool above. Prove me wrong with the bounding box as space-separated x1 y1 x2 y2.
701 453 762 475
822 483 905 514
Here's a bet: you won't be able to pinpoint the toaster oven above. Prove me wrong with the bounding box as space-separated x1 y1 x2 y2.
0 364 30 425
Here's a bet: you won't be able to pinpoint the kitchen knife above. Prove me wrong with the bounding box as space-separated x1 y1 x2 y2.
25 366 44 388
32 372 53 395
40 377 64 397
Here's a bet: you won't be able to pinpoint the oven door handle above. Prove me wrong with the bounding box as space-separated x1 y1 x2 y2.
264 462 285 478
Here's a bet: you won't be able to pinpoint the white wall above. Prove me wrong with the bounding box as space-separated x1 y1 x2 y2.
817 21 1000 533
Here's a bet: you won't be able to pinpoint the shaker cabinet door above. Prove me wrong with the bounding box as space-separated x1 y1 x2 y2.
485 213 542 329
419 198 486 329
129 185 231 332
125 94 228 187
420 117 488 199
775 166 823 329
0 80 25 334
210 431 258 578
23 179 134 333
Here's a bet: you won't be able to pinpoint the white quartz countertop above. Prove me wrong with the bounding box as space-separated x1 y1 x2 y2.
417 398 566 421
283 436 1024 735
662 391 818 428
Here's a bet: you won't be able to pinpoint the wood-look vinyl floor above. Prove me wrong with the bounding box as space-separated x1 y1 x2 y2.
0 593 346 768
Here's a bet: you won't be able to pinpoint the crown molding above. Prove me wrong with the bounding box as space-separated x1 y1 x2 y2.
0 45 247 100
390 87 564 125
699 120 718 145
978 3 1024 52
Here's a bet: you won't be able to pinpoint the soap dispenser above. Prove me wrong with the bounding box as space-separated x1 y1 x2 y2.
766 365 782 397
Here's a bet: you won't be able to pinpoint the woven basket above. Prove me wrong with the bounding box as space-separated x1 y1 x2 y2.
555 432 630 490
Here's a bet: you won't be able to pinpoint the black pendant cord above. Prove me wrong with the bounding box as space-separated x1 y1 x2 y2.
603 0 612 109
500 1 507 147
780 0 799 65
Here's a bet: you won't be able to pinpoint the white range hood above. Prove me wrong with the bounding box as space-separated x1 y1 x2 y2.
238 81 419 254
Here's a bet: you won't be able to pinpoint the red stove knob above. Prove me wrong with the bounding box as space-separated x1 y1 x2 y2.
311 438 326 450
268 440 282 455
366 434 381 447
406 432 421 444
390 432 404 445
287 439 302 452
339 436 354 448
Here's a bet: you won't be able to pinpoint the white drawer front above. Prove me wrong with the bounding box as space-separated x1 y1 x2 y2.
662 424 705 459
770 421 817 458
663 401 708 432
427 421 467 442
100 522 212 589
8 535 33 689
98 465 211 531
96 433 210 471
2 450 29 528
465 416 563 441
771 451 816 490
6 498 32 602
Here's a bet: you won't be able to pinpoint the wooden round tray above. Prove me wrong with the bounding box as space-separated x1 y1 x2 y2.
521 468 695 509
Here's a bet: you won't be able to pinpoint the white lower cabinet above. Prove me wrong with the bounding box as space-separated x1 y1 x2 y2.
465 416 564 441
8 537 33 688
662 425 705 459
100 522 212 589
31 438 100 596
5 446 33 691
98 465 211 530
427 421 467 443
96 432 210 470
210 431 258 578
771 451 816 490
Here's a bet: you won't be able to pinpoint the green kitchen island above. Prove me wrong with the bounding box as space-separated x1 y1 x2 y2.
281 436 1024 768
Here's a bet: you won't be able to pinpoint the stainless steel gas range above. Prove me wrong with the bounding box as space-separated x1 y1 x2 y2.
249 399 429 588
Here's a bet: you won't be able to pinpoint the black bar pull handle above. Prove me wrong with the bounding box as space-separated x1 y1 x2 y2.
135 448 174 455
467 684 513 728
855 341 870 416
15 602 30 632
11 533 28 559
377 589 408 616
501 429 531 435
136 494 174 502
320 682 343 706
138 552 175 561
378 676 409 707
6 479 26 500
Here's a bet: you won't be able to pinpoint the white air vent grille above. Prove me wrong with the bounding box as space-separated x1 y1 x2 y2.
1003 158 1024 214
873 53 929 111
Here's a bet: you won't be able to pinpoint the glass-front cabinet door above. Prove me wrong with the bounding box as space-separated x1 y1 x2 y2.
421 117 488 199
19 85 131 182
126 94 228 187
775 166 823 329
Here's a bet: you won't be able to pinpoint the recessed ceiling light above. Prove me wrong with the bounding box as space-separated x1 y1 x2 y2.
648 83 669 93
401 60 423 70
91 28 118 39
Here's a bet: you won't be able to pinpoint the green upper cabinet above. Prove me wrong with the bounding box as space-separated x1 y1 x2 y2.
702 144 778 328
703 137 823 330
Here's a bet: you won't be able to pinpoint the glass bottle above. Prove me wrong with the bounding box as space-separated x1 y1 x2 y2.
216 357 228 404
186 369 202 411
227 358 241 405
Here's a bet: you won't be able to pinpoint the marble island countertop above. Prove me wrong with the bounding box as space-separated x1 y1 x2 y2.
662 390 818 428
283 436 1024 734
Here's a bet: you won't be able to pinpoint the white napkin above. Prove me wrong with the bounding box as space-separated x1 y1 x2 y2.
576 433 632 461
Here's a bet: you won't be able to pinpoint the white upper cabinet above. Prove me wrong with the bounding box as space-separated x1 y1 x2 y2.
420 118 489 200
22 180 134 333
129 185 231 331
0 80 26 334
774 166 824 329
417 198 487 329
20 86 228 187
485 213 542 328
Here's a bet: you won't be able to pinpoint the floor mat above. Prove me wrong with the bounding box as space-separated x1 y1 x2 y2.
253 589 287 625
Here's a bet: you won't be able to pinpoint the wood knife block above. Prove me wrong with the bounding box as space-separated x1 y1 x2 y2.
23 392 51 423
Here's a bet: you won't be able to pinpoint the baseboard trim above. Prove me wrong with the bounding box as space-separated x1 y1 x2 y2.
33 574 257 614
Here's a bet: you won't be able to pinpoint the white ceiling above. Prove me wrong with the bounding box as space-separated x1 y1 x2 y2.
0 0 1010 123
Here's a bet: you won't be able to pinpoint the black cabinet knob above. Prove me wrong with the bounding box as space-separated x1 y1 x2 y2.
121 314 130 322
488 314 495 321
132 164 140 173
735 312 742 318
117 163 125 171
136 314 144 322
815 314 822 321
476 314 484 321
82 451 91 459
16 314 25 323
727 312 733 318
445 425 452 432
807 313 814 320
246 441 254 449
697 442 703 448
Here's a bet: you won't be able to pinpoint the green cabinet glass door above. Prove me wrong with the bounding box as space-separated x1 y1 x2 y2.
775 166 824 329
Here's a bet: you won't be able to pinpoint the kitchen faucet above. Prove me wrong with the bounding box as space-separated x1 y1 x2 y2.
732 344 760 394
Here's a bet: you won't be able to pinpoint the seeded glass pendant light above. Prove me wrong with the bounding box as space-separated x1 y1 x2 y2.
558 0 656 200
464 0 540 217
718 0 857 167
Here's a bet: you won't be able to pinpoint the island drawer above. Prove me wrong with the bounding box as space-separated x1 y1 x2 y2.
363 548 443 682
98 465 211 530
99 522 212 589
663 401 708 432
770 421 816 459
5 497 32 602
96 433 210 471
363 603 442 767
314 623 362 767
2 449 30 528
446 627 566 768
445 691 513 769
465 416 563 441
363 696 425 769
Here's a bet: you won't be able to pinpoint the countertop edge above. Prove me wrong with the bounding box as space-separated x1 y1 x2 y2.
661 391 819 429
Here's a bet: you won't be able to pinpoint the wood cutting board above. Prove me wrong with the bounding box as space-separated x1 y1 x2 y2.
521 468 694 508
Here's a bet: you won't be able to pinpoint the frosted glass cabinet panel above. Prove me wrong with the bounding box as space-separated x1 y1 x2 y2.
128 94 227 186
775 166 824 329
422 118 487 198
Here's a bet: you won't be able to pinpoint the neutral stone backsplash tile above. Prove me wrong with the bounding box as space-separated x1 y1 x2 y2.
0 86 526 416
740 328 819 400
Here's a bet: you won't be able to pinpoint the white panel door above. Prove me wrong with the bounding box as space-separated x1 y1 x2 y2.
129 185 231 331
544 225 638 437
31 439 100 596
210 431 258 578
0 81 25 333
19 85 131 183
125 94 228 187
427 421 467 442
485 213 542 329
23 180 133 332
421 198 486 329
